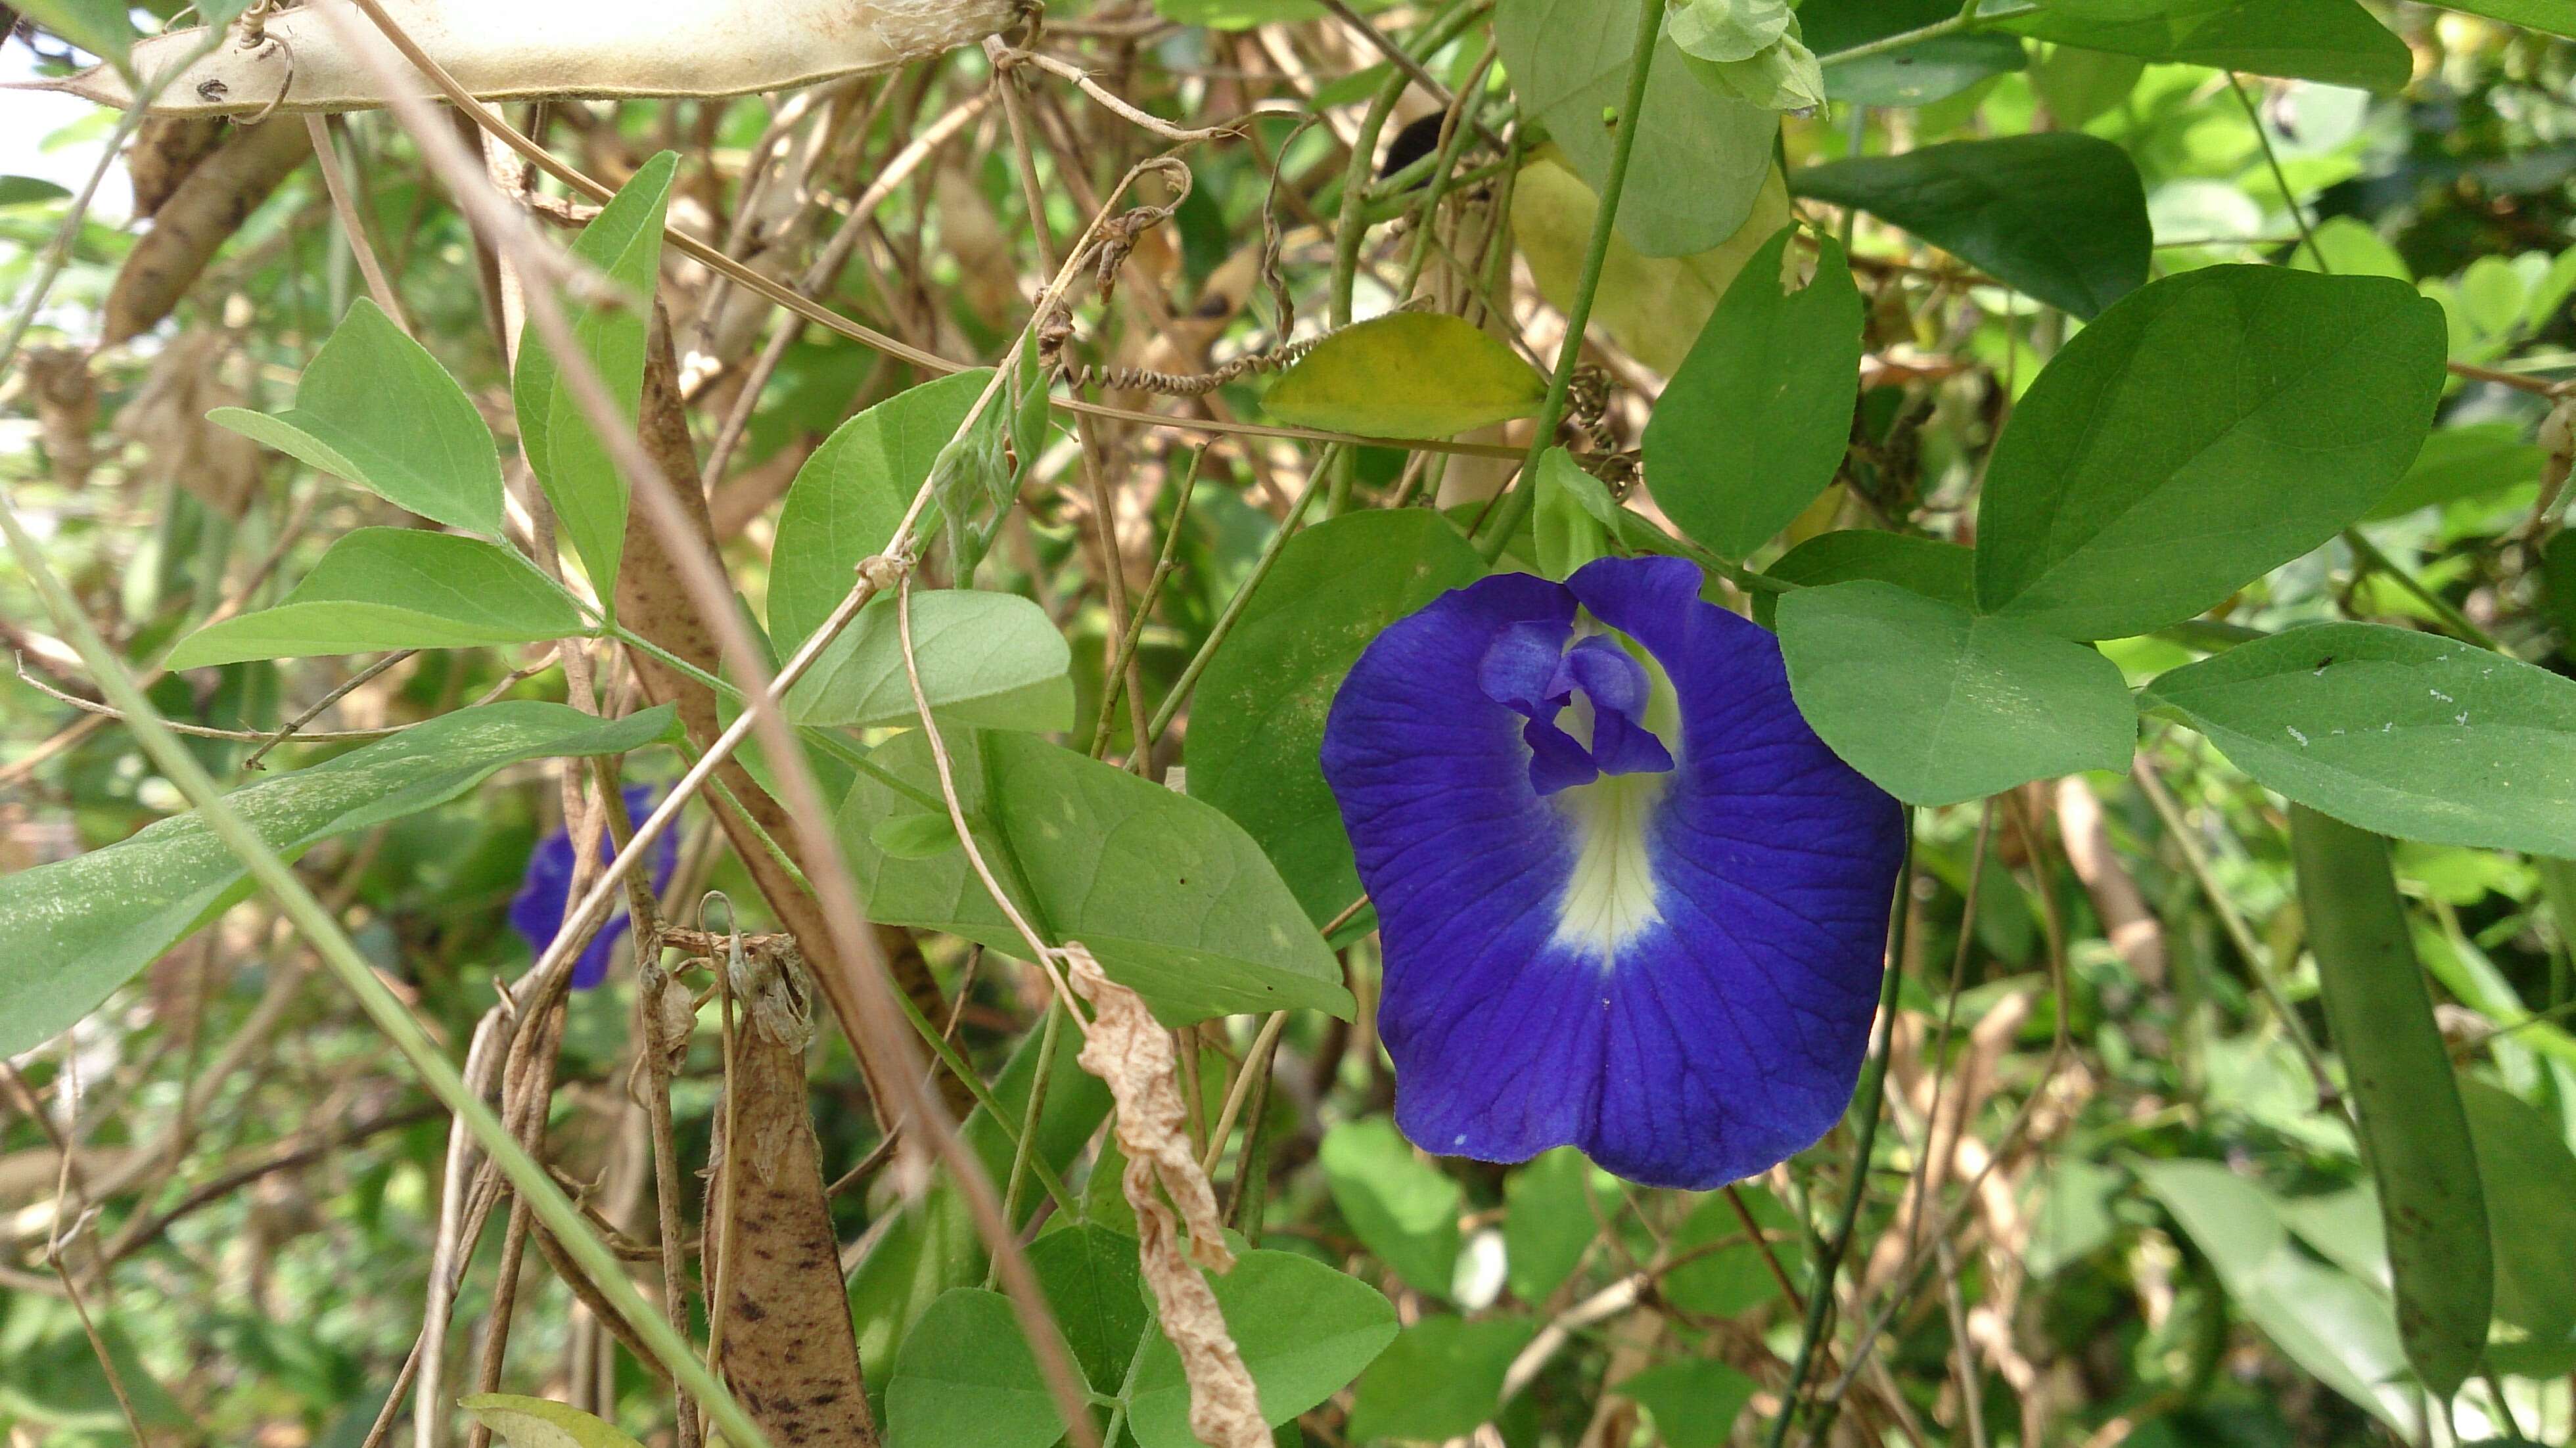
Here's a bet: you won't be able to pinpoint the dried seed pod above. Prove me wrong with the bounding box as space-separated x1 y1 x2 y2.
116 331 264 516
24 0 1021 117
126 115 227 219
23 348 97 488
103 120 310 346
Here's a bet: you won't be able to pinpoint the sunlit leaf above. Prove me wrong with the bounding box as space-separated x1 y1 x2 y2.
783 589 1071 733
1264 313 1544 440
166 530 583 667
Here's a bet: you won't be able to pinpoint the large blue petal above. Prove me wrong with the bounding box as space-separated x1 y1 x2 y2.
509 784 679 989
1321 557 1903 1188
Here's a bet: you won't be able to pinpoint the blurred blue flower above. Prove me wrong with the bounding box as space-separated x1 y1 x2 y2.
1321 556 1904 1188
509 784 678 989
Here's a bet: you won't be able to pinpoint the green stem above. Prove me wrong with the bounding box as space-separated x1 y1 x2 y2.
1475 0 1663 562
987 1001 1067 1291
885 960 1080 1220
1764 812 1915 1448
0 494 777 1448
2228 72 2328 273
1814 2 1994 70
2341 527 2504 653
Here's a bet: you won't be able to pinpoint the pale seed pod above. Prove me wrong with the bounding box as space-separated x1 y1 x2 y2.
104 119 310 346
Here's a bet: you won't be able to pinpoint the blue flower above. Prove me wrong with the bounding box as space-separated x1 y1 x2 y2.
1321 556 1904 1188
509 784 679 989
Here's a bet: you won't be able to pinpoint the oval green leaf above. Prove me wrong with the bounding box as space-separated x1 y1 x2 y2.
1776 579 2136 806
2140 622 2576 855
1124 1249 1400 1448
210 298 504 535
166 529 584 667
1644 225 1863 559
0 702 677 1060
1320 1116 1463 1298
1975 265 2447 641
2460 1079 2576 1376
1264 313 1544 440
883 1289 1067 1448
1346 1316 1538 1443
783 590 1071 733
769 370 990 654
1791 134 2149 319
1751 530 1974 629
2003 0 2412 91
1185 508 1484 927
513 150 678 603
458 1395 647 1448
2288 805 2492 1399
1493 0 1778 256
837 729 1352 1024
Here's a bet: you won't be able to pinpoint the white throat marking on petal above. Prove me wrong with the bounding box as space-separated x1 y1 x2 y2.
1550 771 1666 961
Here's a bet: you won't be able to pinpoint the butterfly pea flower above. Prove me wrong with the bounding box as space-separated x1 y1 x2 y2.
509 784 679 989
1321 556 1903 1189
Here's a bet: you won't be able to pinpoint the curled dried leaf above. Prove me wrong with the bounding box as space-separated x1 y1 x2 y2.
116 331 262 516
104 119 310 346
126 116 227 219
1064 943 1265 1448
24 348 96 489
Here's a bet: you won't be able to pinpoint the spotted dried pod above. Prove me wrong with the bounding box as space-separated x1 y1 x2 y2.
103 120 310 346
126 116 228 219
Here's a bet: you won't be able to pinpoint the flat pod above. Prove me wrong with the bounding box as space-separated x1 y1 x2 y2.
26 0 1021 116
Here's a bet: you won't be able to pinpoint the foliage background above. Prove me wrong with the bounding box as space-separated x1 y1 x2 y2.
4 2 2576 1447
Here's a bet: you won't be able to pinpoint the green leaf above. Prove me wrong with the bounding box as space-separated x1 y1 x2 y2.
850 1034 1111 1383
1345 1316 1538 1442
837 729 1352 1024
2028 43 2148 128
2364 422 2546 522
210 298 504 535
1669 0 1795 62
884 1290 1065 1448
2004 0 2413 92
1644 226 1862 559
1792 135 2150 320
871 810 960 859
1492 0 1780 256
1320 1116 1463 1297
1187 509 1484 926
458 1396 647 1448
2459 1081 2576 1376
932 355 1045 581
1804 0 2030 108
1680 17 1827 114
1029 1225 1149 1391
1615 1359 1760 1448
18 0 129 64
0 175 74 208
0 702 676 1061
1665 1187 1801 1317
1503 1148 1598 1305
166 530 583 667
513 151 678 604
2138 1160 2420 1436
1264 313 1544 440
1511 158 1793 376
2431 1 2576 41
2288 806 2492 1398
1975 266 2447 641
2140 623 2576 855
1534 448 1619 579
768 370 990 654
1124 1250 1399 1448
1776 580 2136 807
1751 530 1974 629
781 590 1071 733
1828 32 2028 107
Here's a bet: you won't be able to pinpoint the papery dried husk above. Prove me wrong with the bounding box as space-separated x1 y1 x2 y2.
24 348 97 488
21 0 1021 118
127 116 229 219
104 120 310 346
1065 944 1266 1448
116 331 263 516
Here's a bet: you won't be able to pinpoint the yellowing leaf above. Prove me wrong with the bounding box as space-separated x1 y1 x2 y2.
1264 313 1544 440
1513 155 1791 376
459 1396 647 1448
